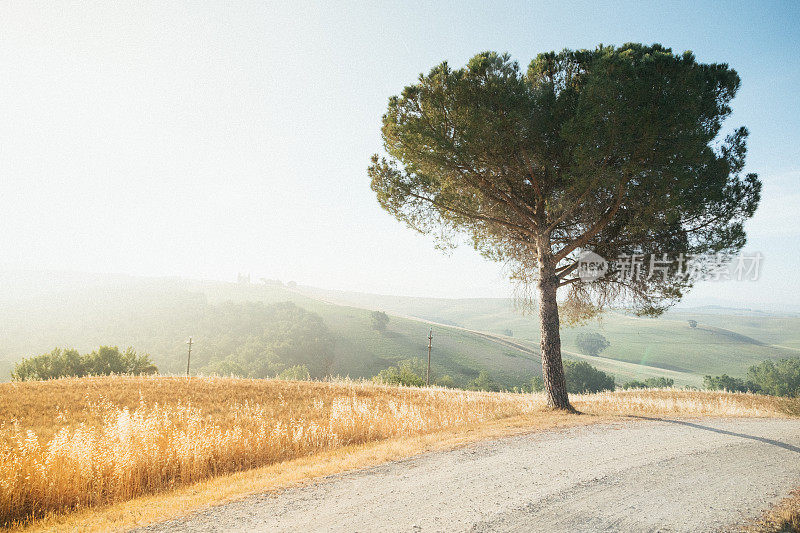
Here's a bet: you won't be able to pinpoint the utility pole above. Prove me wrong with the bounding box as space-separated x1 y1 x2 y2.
426 328 432 387
185 336 193 377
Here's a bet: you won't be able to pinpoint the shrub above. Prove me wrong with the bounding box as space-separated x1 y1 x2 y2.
703 374 753 393
621 377 674 389
746 358 800 397
374 359 426 387
471 370 499 391
436 374 455 388
12 346 157 381
276 364 311 381
564 360 615 393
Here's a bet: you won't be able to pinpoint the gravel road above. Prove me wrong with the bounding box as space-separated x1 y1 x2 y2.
138 418 800 532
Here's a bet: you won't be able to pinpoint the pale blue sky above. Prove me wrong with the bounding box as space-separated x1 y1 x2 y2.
0 1 798 309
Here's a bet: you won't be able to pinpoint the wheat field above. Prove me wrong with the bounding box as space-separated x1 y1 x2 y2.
1 376 797 528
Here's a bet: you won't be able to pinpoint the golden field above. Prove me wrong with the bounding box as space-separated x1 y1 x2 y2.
1 376 798 530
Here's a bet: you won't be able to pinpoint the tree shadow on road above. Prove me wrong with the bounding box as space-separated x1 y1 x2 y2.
628 416 800 454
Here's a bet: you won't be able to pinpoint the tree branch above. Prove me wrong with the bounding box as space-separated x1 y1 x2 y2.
407 192 538 238
552 179 627 263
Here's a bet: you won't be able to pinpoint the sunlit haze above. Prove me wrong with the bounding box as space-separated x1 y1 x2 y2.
1 1 798 309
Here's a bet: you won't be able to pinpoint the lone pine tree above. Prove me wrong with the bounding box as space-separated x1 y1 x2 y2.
370 44 760 410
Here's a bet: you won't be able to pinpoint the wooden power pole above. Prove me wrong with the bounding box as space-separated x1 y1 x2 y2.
186 336 193 377
426 328 432 387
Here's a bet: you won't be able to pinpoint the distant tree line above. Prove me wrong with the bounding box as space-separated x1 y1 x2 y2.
620 377 675 389
12 346 157 381
703 358 800 397
201 302 335 379
373 358 683 395
374 358 620 394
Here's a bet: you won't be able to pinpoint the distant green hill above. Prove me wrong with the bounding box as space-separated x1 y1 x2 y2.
2 272 797 389
298 287 800 387
0 273 538 388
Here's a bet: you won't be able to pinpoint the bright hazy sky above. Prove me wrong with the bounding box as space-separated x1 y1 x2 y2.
1 1 798 309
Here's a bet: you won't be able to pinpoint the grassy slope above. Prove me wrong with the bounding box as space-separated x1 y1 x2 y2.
192 281 539 388
2 272 797 388
299 287 800 387
0 274 539 387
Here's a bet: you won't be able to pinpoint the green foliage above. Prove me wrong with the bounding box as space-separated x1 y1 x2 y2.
575 332 610 357
530 375 545 392
502 329 513 337
746 358 800 397
563 360 615 394
0 274 546 389
374 358 426 387
203 302 335 379
12 346 157 381
471 370 499 391
702 373 752 393
203 358 247 378
370 310 390 332
621 377 675 389
276 364 311 381
436 374 455 388
688 320 698 328
704 358 800 397
370 44 760 317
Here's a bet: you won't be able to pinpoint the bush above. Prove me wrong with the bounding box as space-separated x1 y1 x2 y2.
621 377 674 389
530 375 544 392
702 374 753 393
12 346 157 381
704 358 800 397
436 374 455 388
374 359 426 387
564 360 615 393
471 370 499 391
276 364 311 381
746 358 800 397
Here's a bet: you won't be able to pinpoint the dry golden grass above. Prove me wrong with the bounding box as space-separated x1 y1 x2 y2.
1 376 797 531
746 489 800 532
573 388 800 418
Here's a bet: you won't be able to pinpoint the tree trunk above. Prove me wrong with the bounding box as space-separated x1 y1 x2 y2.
537 261 574 411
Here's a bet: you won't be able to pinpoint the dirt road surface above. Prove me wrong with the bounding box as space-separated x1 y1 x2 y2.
138 418 800 532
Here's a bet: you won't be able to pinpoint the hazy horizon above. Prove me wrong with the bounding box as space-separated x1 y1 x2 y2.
2 268 798 315
2 1 798 308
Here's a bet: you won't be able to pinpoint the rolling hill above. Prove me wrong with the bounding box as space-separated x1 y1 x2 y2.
298 286 800 387
1 271 798 388
0 273 537 388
